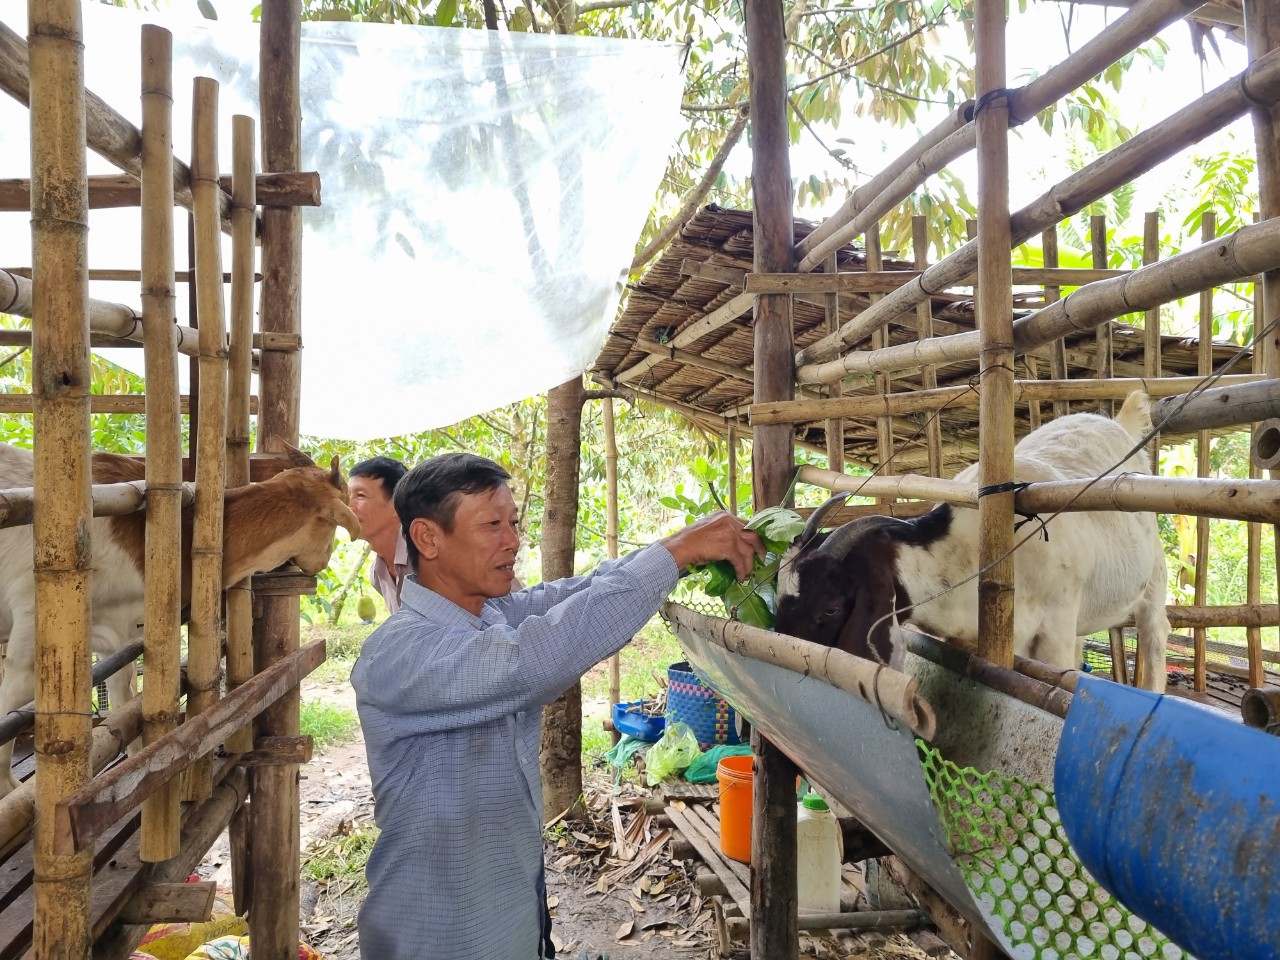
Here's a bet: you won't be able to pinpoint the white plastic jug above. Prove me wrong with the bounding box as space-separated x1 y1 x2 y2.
796 792 842 915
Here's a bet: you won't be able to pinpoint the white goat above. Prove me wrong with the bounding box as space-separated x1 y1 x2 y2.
776 391 1170 692
0 442 361 796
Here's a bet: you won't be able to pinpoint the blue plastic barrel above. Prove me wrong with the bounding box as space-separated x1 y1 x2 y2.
1055 676 1280 960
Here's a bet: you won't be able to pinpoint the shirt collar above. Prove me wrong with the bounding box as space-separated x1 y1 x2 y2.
393 530 410 570
399 574 510 629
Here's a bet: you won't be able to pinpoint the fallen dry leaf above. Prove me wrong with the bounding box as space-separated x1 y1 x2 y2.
614 919 635 941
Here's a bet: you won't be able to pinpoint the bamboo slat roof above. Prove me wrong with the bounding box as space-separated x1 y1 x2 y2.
592 206 1251 474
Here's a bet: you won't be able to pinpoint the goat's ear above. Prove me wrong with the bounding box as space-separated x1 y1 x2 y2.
329 455 343 490
271 436 315 469
324 499 361 540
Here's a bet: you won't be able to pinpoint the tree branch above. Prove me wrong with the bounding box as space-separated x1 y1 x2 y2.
790 95 855 170
630 108 749 272
789 19 936 95
577 0 631 11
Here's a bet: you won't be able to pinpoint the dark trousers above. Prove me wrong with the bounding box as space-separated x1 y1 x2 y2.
537 866 556 959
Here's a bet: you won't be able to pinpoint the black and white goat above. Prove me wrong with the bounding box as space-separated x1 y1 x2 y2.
775 391 1170 693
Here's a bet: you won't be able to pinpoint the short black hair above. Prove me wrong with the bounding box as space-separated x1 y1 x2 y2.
349 456 407 499
394 453 512 567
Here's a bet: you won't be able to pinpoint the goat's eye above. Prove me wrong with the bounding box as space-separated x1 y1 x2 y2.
822 605 842 619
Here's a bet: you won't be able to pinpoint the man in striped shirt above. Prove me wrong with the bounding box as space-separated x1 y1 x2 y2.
351 452 762 959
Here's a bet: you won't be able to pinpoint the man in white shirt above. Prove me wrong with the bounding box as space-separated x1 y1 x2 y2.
348 457 410 614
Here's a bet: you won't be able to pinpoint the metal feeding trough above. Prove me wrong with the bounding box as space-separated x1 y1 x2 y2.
665 602 1280 960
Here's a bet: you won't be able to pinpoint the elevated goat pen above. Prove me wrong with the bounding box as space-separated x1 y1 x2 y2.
0 5 325 960
594 0 1280 955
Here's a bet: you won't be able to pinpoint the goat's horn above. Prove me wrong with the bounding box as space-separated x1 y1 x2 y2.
822 514 915 560
798 493 851 545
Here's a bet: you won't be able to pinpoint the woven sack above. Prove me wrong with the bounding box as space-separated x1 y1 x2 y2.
666 661 742 751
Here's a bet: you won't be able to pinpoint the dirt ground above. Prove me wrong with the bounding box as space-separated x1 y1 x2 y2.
197 674 946 960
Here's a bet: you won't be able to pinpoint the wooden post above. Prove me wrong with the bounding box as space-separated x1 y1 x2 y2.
1248 277 1266 688
867 224 893 498
728 424 739 514
1143 211 1162 472
1042 225 1068 419
823 253 844 474
138 22 182 864
975 0 1016 668
253 1 304 953
1193 211 1215 693
1091 215 1115 417
225 113 257 756
1246 0 1280 694
745 0 798 952
912 217 944 477
603 395 621 740
185 77 228 803
28 0 94 956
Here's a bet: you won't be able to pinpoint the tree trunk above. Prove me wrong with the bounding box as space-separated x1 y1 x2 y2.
540 376 585 819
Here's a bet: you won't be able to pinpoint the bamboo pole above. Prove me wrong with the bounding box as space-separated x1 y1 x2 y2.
796 101 973 265
0 393 251 415
1043 225 1069 419
727 424 738 514
797 45 1280 371
0 170 317 211
612 291 755 385
1091 216 1115 418
1163 604 1280 628
224 114 257 759
603 396 621 740
1143 212 1163 467
138 23 182 864
800 217 1280 384
911 218 944 477
867 225 893 494
974 0 1016 667
28 0 94 956
796 464 1280 525
254 2 305 952
1193 212 1216 692
0 268 200 355
1246 0 1280 703
751 375 1264 425
823 252 845 473
0 479 193 530
185 77 228 803
752 266 1132 295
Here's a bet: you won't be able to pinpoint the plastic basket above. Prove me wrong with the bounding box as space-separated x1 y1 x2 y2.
667 661 743 751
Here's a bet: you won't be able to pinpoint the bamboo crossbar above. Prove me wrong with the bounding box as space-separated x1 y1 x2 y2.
0 19 236 234
612 291 755 383
0 479 194 529
793 0 1207 276
52 639 326 856
664 602 937 739
799 215 1280 384
798 464 1280 524
0 394 257 415
748 266 1130 294
1150 378 1280 433
796 44 1280 371
0 268 199 356
905 631 1075 719
0 171 319 211
750 375 1264 424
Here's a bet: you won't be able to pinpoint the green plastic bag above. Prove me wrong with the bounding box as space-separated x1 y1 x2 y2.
684 743 753 783
645 722 702 785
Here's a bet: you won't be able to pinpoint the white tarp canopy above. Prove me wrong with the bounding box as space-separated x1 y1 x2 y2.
0 5 684 439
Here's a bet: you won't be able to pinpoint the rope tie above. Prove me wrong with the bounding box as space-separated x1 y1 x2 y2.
973 87 1010 117
977 481 1049 541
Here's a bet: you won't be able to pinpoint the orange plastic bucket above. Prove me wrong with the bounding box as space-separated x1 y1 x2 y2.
716 754 754 863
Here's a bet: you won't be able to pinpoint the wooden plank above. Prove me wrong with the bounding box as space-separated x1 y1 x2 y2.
117 882 215 925
664 804 751 919
53 640 326 856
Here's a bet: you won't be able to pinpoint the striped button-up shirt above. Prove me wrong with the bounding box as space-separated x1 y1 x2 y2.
351 543 679 960
369 531 411 614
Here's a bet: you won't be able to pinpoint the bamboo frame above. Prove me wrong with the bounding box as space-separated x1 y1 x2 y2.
823 252 845 473
867 224 894 500
797 45 1280 373
750 375 1264 425
223 114 257 758
138 24 182 864
0 170 318 211
796 465 1280 525
28 1 95 954
602 396 622 733
1043 225 1069 419
1091 216 1115 417
748 266 1130 294
0 394 254 415
1192 212 1217 691
613 291 754 385
800 216 1280 384
185 77 228 803
0 479 193 530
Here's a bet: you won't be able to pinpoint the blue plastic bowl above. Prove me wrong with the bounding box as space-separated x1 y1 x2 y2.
611 701 665 742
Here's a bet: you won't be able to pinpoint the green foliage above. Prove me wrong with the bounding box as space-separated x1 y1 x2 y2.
302 824 380 885
300 699 361 747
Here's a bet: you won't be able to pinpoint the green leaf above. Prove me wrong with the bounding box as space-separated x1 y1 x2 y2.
197 0 219 19
746 505 804 553
435 0 457 26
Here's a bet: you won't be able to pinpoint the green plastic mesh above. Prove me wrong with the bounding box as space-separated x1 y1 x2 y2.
917 742 1190 960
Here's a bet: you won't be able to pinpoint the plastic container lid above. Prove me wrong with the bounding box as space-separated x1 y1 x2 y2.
801 793 830 811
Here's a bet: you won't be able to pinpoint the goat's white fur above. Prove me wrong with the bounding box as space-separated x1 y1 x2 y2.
897 392 1170 691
